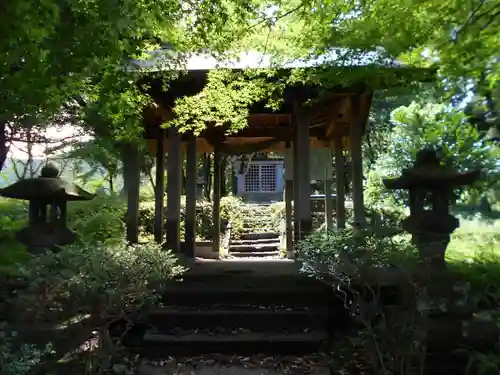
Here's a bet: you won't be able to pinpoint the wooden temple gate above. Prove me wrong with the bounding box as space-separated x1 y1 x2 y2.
123 67 433 259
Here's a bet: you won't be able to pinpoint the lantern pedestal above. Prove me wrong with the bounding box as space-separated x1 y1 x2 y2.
17 225 77 254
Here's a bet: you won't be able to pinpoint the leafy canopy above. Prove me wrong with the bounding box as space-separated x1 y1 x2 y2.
368 102 500 205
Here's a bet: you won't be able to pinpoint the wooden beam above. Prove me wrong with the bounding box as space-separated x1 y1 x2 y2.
284 143 294 259
184 134 197 258
212 148 222 254
292 140 300 245
166 126 182 253
325 179 334 231
349 94 366 227
143 125 327 141
154 129 166 243
225 127 326 139
326 97 349 140
123 143 140 243
334 135 346 229
294 103 312 241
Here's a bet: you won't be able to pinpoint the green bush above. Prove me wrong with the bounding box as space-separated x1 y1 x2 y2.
139 197 215 240
0 340 54 375
11 241 185 320
192 198 215 239
1 240 185 374
139 195 249 241
296 227 418 282
269 201 286 234
220 196 245 234
0 194 128 276
67 193 126 244
0 199 30 272
0 190 186 374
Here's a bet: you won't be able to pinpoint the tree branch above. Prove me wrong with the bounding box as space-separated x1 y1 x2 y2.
248 3 307 31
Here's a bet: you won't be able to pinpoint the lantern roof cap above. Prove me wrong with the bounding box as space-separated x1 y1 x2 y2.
0 163 95 201
383 149 482 190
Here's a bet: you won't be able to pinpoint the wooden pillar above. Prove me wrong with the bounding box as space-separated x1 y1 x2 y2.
292 139 300 244
154 130 166 244
325 179 334 231
350 95 366 227
184 135 197 258
335 135 346 229
123 143 140 243
294 104 312 241
212 148 222 254
166 126 182 253
284 143 294 258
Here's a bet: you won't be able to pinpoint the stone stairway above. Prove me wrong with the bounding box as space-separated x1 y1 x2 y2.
228 204 282 258
119 271 348 358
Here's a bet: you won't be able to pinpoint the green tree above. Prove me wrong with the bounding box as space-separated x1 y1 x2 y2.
0 0 270 171
368 102 500 206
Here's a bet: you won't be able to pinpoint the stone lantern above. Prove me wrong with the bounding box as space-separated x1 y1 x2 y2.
383 149 481 267
0 163 95 253
196 177 206 199
382 150 500 353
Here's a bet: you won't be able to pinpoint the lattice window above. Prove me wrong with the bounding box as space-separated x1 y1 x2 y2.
260 165 276 192
244 165 260 192
244 164 277 192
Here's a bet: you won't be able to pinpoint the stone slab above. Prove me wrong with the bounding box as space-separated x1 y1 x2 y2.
137 361 330 375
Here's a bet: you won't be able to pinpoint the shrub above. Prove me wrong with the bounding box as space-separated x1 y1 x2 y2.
67 193 127 244
220 196 245 234
11 241 185 321
139 197 215 240
296 226 423 373
0 340 54 375
0 190 186 374
192 198 215 239
0 194 128 278
0 199 30 273
269 201 286 234
296 227 418 282
139 195 249 241
2 240 185 373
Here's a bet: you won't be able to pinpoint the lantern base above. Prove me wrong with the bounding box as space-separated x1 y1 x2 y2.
17 224 77 254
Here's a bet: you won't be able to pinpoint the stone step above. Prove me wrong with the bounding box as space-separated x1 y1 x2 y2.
242 225 276 229
128 331 329 357
231 238 281 246
228 251 281 258
117 272 354 358
229 244 279 252
145 306 328 331
240 232 280 241
159 277 332 307
243 217 274 222
243 224 275 229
